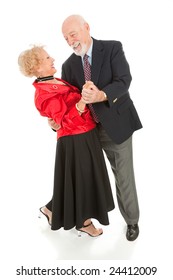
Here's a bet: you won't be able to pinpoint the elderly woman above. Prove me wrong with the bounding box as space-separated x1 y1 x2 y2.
18 45 114 237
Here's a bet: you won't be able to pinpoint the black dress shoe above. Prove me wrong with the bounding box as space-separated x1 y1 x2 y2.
126 224 139 241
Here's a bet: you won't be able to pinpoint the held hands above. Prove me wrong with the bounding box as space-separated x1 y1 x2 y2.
82 81 107 104
47 82 107 128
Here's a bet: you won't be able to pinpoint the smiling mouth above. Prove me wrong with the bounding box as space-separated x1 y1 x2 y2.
72 42 80 51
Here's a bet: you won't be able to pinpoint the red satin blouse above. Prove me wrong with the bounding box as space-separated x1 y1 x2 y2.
33 78 96 139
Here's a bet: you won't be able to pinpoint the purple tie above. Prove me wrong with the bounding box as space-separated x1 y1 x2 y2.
83 54 99 123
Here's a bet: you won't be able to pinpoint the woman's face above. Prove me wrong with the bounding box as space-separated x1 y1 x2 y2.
37 49 57 77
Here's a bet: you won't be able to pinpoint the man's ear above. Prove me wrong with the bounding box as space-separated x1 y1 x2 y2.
84 22 90 32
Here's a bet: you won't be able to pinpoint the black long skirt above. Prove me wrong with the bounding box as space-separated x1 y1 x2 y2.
51 128 115 230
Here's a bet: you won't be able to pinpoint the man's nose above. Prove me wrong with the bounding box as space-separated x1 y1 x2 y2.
66 36 74 46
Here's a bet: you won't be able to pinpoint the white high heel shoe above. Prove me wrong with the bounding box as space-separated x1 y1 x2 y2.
76 222 103 237
38 207 51 226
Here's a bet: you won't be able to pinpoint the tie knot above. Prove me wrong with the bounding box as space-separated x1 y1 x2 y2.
83 54 89 62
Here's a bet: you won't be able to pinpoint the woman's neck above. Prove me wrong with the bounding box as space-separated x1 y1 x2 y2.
35 75 54 82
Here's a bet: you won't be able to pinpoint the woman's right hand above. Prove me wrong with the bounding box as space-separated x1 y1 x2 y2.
48 118 61 131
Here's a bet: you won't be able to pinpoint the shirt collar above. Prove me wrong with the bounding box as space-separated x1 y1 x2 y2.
87 39 93 58
82 39 93 64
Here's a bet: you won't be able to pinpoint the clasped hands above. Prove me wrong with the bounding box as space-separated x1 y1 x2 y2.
81 81 106 104
48 81 106 131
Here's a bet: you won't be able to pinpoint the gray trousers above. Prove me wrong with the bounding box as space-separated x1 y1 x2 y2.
97 123 139 225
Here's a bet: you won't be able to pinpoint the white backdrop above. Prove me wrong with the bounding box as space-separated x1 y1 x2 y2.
1 0 173 279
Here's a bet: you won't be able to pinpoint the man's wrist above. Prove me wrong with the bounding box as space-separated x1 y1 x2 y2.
101 91 107 101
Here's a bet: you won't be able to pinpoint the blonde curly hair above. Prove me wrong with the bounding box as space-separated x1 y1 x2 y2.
18 45 45 77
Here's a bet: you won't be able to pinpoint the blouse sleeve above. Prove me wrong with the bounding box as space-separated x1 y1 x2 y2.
35 92 66 125
35 89 89 127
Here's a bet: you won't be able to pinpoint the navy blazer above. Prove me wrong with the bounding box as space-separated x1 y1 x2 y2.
61 38 142 144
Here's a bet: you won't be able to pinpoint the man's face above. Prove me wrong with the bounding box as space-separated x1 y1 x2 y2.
62 20 90 56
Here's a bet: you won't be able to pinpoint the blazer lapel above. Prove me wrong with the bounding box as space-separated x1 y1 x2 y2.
91 39 104 84
72 55 85 88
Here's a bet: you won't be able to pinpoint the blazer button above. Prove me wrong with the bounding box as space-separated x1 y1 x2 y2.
113 98 117 103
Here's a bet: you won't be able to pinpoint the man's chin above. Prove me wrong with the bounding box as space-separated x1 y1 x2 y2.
73 51 83 57
73 47 85 57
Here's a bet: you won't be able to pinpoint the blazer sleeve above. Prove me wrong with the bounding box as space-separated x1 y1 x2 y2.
86 40 131 109
105 42 132 107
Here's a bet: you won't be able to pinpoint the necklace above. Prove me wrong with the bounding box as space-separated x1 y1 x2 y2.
35 75 54 82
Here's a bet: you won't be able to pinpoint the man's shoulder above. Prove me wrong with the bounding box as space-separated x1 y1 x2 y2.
93 37 122 47
62 53 79 66
92 38 122 54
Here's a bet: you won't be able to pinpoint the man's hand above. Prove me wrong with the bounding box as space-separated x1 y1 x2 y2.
82 81 107 103
48 118 61 131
